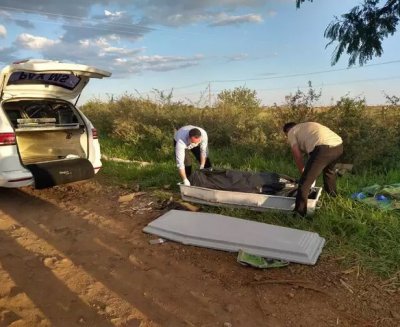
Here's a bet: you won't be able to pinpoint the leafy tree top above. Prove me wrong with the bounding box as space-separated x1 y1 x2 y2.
217 86 261 110
296 0 400 66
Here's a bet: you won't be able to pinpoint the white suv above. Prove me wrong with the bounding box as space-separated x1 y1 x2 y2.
0 59 111 189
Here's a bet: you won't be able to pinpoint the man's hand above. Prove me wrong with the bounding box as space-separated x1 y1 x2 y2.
183 178 191 186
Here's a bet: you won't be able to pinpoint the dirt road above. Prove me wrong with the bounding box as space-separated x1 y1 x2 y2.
0 181 398 326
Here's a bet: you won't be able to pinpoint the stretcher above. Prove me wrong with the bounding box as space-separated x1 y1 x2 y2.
179 184 322 215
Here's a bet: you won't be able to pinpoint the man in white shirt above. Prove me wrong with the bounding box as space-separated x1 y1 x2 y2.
283 122 343 217
174 125 211 186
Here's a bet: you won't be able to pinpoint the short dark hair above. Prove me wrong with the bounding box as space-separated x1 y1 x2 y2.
283 122 297 134
189 128 202 138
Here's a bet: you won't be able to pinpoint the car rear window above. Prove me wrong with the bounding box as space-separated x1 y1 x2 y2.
3 101 82 128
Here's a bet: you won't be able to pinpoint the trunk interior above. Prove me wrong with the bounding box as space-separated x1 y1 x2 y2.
3 100 88 165
15 128 86 165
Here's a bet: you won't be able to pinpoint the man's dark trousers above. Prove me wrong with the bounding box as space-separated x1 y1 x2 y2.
173 141 212 177
295 144 343 216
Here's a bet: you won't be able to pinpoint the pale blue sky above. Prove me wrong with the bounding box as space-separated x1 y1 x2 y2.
1 0 399 105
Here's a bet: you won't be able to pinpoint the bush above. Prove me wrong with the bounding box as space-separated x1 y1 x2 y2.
272 82 321 126
216 86 261 111
320 96 400 168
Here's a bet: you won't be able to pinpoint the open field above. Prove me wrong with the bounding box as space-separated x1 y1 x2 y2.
0 92 399 326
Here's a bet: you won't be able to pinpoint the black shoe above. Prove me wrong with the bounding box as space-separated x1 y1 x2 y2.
291 210 307 219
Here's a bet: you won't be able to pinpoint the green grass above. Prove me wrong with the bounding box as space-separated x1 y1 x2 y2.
98 136 400 278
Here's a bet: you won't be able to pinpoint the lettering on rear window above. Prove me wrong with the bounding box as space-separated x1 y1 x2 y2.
7 72 81 90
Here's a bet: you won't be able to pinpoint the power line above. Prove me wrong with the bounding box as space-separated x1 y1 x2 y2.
175 75 400 98
170 59 400 94
174 81 210 90
171 59 400 91
0 4 213 45
0 5 210 38
257 75 400 92
86 75 400 105
0 5 154 32
10 18 151 37
172 59 400 95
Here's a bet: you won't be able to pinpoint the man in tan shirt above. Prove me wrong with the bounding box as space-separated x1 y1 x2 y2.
283 122 343 216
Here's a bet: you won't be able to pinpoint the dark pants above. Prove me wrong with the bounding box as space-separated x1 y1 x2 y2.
174 141 212 177
295 144 343 216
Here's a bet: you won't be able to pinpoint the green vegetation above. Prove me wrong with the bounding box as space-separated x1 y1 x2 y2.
82 86 400 278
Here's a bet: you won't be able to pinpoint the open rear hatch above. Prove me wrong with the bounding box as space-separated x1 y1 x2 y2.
0 59 111 100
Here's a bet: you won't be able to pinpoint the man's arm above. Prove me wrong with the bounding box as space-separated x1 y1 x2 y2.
291 144 304 173
178 168 187 181
176 142 189 183
199 133 208 169
199 154 206 169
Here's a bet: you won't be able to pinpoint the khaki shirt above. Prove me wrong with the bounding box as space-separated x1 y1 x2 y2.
287 122 342 154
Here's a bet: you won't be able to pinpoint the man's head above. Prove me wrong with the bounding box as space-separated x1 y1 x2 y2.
188 128 202 144
283 122 297 135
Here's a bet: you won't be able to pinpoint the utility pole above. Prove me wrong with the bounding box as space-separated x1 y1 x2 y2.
208 82 211 107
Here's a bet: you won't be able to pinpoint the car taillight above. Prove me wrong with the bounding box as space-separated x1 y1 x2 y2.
0 133 16 146
92 128 98 139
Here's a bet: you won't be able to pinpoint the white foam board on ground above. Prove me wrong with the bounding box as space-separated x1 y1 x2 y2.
143 210 325 265
179 184 322 215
